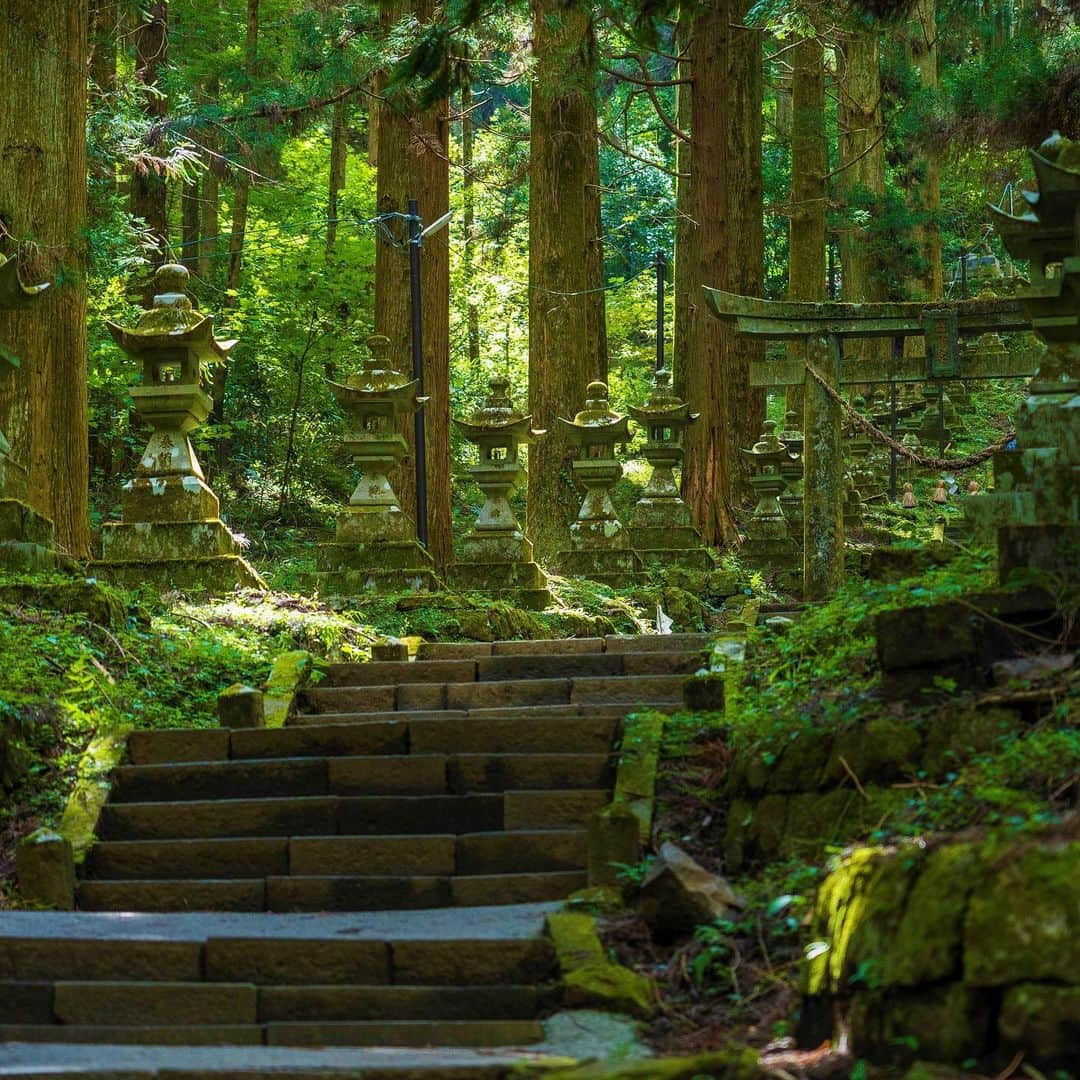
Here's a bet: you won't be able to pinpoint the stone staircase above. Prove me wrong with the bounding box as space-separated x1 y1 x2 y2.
0 633 707 1075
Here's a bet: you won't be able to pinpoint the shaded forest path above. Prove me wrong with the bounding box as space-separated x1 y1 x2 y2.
0 633 709 1076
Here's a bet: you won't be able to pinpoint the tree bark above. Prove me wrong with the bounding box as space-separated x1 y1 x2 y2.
132 1 169 262
0 0 90 557
837 27 887 304
786 35 827 416
460 66 481 373
375 0 453 572
527 0 603 562
327 97 347 253
679 0 765 546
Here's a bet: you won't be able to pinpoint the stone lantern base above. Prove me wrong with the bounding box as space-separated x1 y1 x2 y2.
448 534 550 609
305 507 440 597
556 547 646 589
629 524 715 572
0 499 68 573
95 476 264 593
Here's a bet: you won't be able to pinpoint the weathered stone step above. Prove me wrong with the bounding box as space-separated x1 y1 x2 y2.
0 1024 262 1045
264 1018 544 1048
298 674 685 715
416 633 711 660
0 1042 533 1076
83 829 587 890
102 794 507 840
51 980 258 1025
109 752 612 803
81 869 585 913
0 905 560 984
285 703 627 734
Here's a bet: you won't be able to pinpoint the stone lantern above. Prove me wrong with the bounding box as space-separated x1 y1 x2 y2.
777 410 805 537
626 368 712 570
971 133 1080 582
96 264 264 592
556 380 643 586
309 334 439 596
0 254 57 571
448 377 549 608
740 420 797 570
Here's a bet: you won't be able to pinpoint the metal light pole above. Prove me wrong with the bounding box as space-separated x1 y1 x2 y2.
407 199 428 549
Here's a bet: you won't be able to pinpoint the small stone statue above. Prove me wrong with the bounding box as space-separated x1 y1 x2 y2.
967 480 982 496
932 480 949 505
901 482 918 509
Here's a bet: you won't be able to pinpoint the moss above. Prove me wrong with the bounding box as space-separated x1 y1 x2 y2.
682 673 725 712
534 1047 760 1079
963 840 1080 986
921 706 1022 778
998 983 1080 1066
546 912 655 1019
780 788 860 860
885 843 978 986
614 711 665 841
822 717 923 787
0 580 126 629
742 793 788 866
263 650 315 729
768 728 833 792
587 803 641 888
658 586 708 631
58 727 131 863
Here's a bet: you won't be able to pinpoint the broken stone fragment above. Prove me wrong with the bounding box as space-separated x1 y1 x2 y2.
16 828 75 910
640 841 746 942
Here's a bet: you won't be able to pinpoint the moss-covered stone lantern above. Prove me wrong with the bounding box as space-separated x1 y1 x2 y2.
971 132 1080 582
448 377 549 608
308 334 439 596
0 254 58 571
777 410 805 537
556 380 644 586
626 369 713 570
740 420 797 570
96 264 264 592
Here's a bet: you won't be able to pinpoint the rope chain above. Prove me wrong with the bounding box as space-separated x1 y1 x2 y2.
803 363 1016 472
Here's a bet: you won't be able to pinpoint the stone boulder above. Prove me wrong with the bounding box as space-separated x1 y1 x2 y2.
640 841 745 942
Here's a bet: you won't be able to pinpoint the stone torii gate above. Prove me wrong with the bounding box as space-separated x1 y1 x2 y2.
703 290 1036 598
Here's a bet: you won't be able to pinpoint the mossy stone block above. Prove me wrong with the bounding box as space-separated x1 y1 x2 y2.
998 983 1080 1067
822 717 923 787
779 788 859 861
885 843 978 987
218 684 264 729
371 640 408 661
0 581 126 629
16 828 75 909
682 673 725 712
538 1047 760 1079
614 711 664 842
922 707 1021 778
587 803 642 888
768 728 834 792
875 603 978 671
59 728 132 863
263 650 315 729
964 841 1080 986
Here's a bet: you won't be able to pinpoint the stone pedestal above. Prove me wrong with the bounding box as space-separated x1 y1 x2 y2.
94 265 264 593
556 381 644 587
306 335 439 597
447 378 549 609
627 370 713 571
740 422 798 572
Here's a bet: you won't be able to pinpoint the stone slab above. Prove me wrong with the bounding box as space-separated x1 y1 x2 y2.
111 759 328 803
490 639 604 656
476 655 620 682
0 939 202 981
289 836 456 877
327 755 447 796
78 879 266 913
0 982 53 1024
0 1025 262 1046
408 716 616 756
415 642 493 660
446 679 571 710
204 939 389 986
503 790 609 831
230 723 408 760
450 872 586 907
571 674 685 705
298 685 398 715
127 729 231 766
265 876 452 913
390 938 556 985
395 683 446 711
263 1019 545 1048
321 661 477 688
257 984 546 1022
446 754 612 794
336 794 504 836
90 838 289 881
52 981 257 1026
456 831 587 875
603 633 711 653
102 798 339 841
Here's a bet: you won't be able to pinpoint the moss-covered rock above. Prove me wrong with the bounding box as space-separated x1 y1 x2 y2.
0 580 126 629
587 803 642 888
57 728 132 863
534 1047 760 1079
963 840 1080 986
822 717 923 787
16 828 75 909
921 706 1022 778
614 711 665 841
767 728 833 792
682 672 725 712
546 912 655 1019
658 586 708 631
998 983 1080 1068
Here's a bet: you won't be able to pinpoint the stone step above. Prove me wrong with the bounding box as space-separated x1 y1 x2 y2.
320 660 479 688
0 1042 532 1076
416 634 711 660
0 1024 263 1045
297 673 685 716
52 980 258 1025
263 1018 544 1048
285 703 628 732
258 983 549 1022
0 906 560 985
109 752 612 804
81 870 584 913
102 794 514 840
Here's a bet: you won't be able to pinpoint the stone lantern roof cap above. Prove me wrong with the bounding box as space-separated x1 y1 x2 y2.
329 335 425 413
453 376 539 439
627 369 698 425
106 263 236 362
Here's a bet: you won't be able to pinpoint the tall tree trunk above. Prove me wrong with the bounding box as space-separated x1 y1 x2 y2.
0 0 90 557
327 98 347 253
837 27 887 304
527 0 602 562
906 0 942 299
375 0 453 572
214 0 258 419
673 11 693 402
132 1 169 262
460 67 481 373
786 35 826 416
679 0 764 546
584 116 608 381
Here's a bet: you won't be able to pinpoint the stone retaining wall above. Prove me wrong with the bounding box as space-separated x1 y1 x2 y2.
800 830 1079 1072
